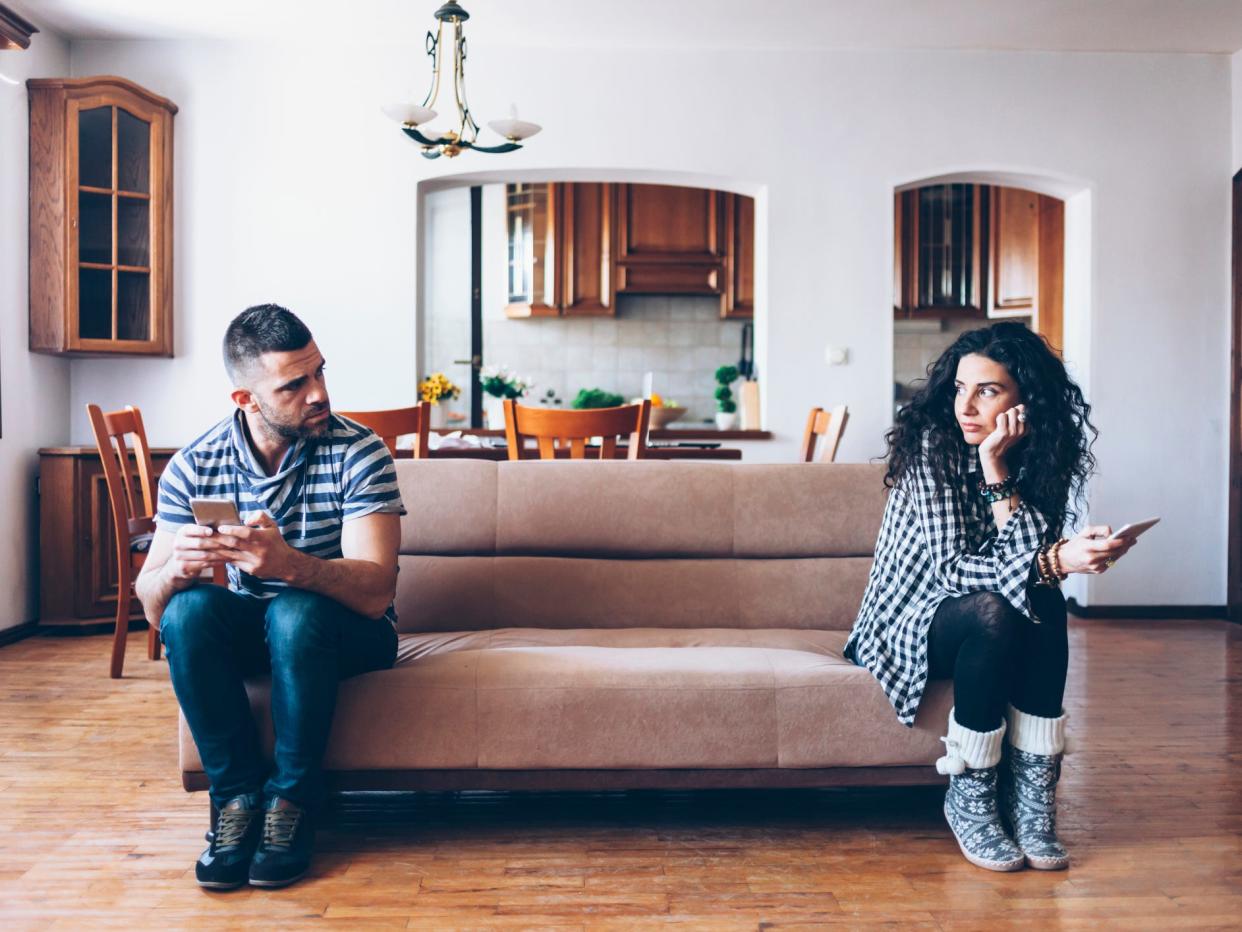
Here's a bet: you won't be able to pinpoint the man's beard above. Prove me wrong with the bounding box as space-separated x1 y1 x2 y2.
254 399 330 442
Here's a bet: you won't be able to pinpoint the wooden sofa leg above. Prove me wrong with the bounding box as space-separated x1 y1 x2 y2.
206 800 218 844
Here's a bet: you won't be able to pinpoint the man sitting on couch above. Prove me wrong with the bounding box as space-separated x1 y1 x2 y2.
135 304 405 890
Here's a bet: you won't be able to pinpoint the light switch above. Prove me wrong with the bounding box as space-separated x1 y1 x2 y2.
825 345 850 366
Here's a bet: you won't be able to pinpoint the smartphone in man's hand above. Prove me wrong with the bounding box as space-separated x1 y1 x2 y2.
189 498 241 530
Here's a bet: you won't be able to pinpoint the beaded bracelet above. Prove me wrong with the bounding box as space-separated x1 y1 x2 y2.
1049 538 1069 581
1035 544 1061 587
979 476 1017 504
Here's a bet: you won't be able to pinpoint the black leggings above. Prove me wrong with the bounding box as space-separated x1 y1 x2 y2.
927 587 1068 732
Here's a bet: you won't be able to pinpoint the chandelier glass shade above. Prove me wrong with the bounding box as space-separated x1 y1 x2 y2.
383 1 541 159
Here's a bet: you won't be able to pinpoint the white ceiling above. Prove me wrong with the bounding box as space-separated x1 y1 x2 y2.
12 0 1242 53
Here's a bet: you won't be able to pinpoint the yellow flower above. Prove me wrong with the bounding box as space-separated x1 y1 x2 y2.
419 371 461 406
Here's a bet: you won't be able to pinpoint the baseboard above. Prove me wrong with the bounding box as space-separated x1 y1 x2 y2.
0 621 40 648
38 617 148 637
1067 598 1228 620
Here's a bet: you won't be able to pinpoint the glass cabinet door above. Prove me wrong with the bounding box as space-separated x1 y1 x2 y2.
505 183 558 314
73 101 154 346
27 76 175 357
917 184 976 309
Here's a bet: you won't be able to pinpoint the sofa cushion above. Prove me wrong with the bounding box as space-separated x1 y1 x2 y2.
395 461 889 559
179 629 950 775
393 555 873 633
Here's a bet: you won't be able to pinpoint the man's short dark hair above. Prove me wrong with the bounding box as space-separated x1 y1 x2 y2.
223 304 313 385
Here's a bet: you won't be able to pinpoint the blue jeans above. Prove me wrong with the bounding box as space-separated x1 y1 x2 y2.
160 585 397 809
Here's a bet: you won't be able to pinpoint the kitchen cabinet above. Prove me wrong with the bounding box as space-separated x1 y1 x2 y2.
893 183 987 319
616 183 725 268
615 184 738 309
723 193 754 319
611 183 761 318
507 182 755 320
28 76 176 356
505 182 615 318
561 183 615 317
987 186 1065 352
38 446 174 628
988 186 1039 316
504 182 560 317
894 182 1064 351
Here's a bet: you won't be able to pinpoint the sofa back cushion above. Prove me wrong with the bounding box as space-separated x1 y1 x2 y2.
393 460 887 633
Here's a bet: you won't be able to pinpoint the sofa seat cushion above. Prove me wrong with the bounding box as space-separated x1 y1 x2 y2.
179 628 950 774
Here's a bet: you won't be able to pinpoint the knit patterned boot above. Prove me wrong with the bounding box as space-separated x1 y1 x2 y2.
1002 705 1070 870
937 708 1024 872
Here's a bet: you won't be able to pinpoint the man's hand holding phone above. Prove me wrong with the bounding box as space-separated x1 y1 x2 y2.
213 513 300 584
164 523 232 586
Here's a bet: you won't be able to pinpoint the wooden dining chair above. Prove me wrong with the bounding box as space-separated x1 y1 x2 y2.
86 403 163 678
799 404 850 463
503 399 652 460
337 404 431 458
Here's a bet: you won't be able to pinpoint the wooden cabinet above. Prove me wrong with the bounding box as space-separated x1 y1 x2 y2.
614 183 753 318
38 447 174 627
617 184 725 266
505 182 754 320
560 183 615 317
893 182 1064 350
616 183 725 299
505 182 615 318
723 193 754 319
987 186 1065 352
504 182 559 317
28 76 176 356
988 187 1039 316
894 183 987 319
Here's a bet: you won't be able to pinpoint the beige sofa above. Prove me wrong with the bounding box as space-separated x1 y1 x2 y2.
180 460 951 794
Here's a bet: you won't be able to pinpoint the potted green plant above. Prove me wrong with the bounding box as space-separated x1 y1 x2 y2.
714 364 739 430
571 388 625 409
479 365 533 428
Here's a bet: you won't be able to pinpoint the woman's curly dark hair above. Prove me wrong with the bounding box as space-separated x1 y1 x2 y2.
884 322 1097 530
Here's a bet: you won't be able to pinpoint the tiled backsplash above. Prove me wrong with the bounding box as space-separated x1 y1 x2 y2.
477 296 747 424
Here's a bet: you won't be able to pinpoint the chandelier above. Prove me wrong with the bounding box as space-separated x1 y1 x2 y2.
383 1 541 159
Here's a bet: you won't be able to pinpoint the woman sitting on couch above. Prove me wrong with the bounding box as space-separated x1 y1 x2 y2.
845 322 1134 872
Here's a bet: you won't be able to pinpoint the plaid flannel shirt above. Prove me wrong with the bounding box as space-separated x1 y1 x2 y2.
844 439 1054 726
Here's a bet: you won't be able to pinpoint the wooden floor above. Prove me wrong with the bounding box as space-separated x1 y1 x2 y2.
0 619 1239 930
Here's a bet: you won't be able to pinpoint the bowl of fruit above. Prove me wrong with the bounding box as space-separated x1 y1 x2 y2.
645 394 687 429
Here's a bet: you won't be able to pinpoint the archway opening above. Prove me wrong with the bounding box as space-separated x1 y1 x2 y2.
415 169 769 431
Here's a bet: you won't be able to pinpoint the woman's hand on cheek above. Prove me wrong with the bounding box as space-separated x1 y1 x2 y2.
978 404 1027 469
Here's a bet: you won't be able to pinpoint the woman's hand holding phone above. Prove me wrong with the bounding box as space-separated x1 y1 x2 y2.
1057 525 1135 575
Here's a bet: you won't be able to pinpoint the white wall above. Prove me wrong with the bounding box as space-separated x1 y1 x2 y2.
1233 50 1242 173
59 40 1233 607
0 29 72 631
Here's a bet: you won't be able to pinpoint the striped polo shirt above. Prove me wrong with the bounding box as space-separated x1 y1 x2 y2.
156 410 406 624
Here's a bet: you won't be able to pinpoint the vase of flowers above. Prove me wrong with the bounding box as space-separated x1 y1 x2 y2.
418 371 462 428
714 364 739 430
479 365 533 429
